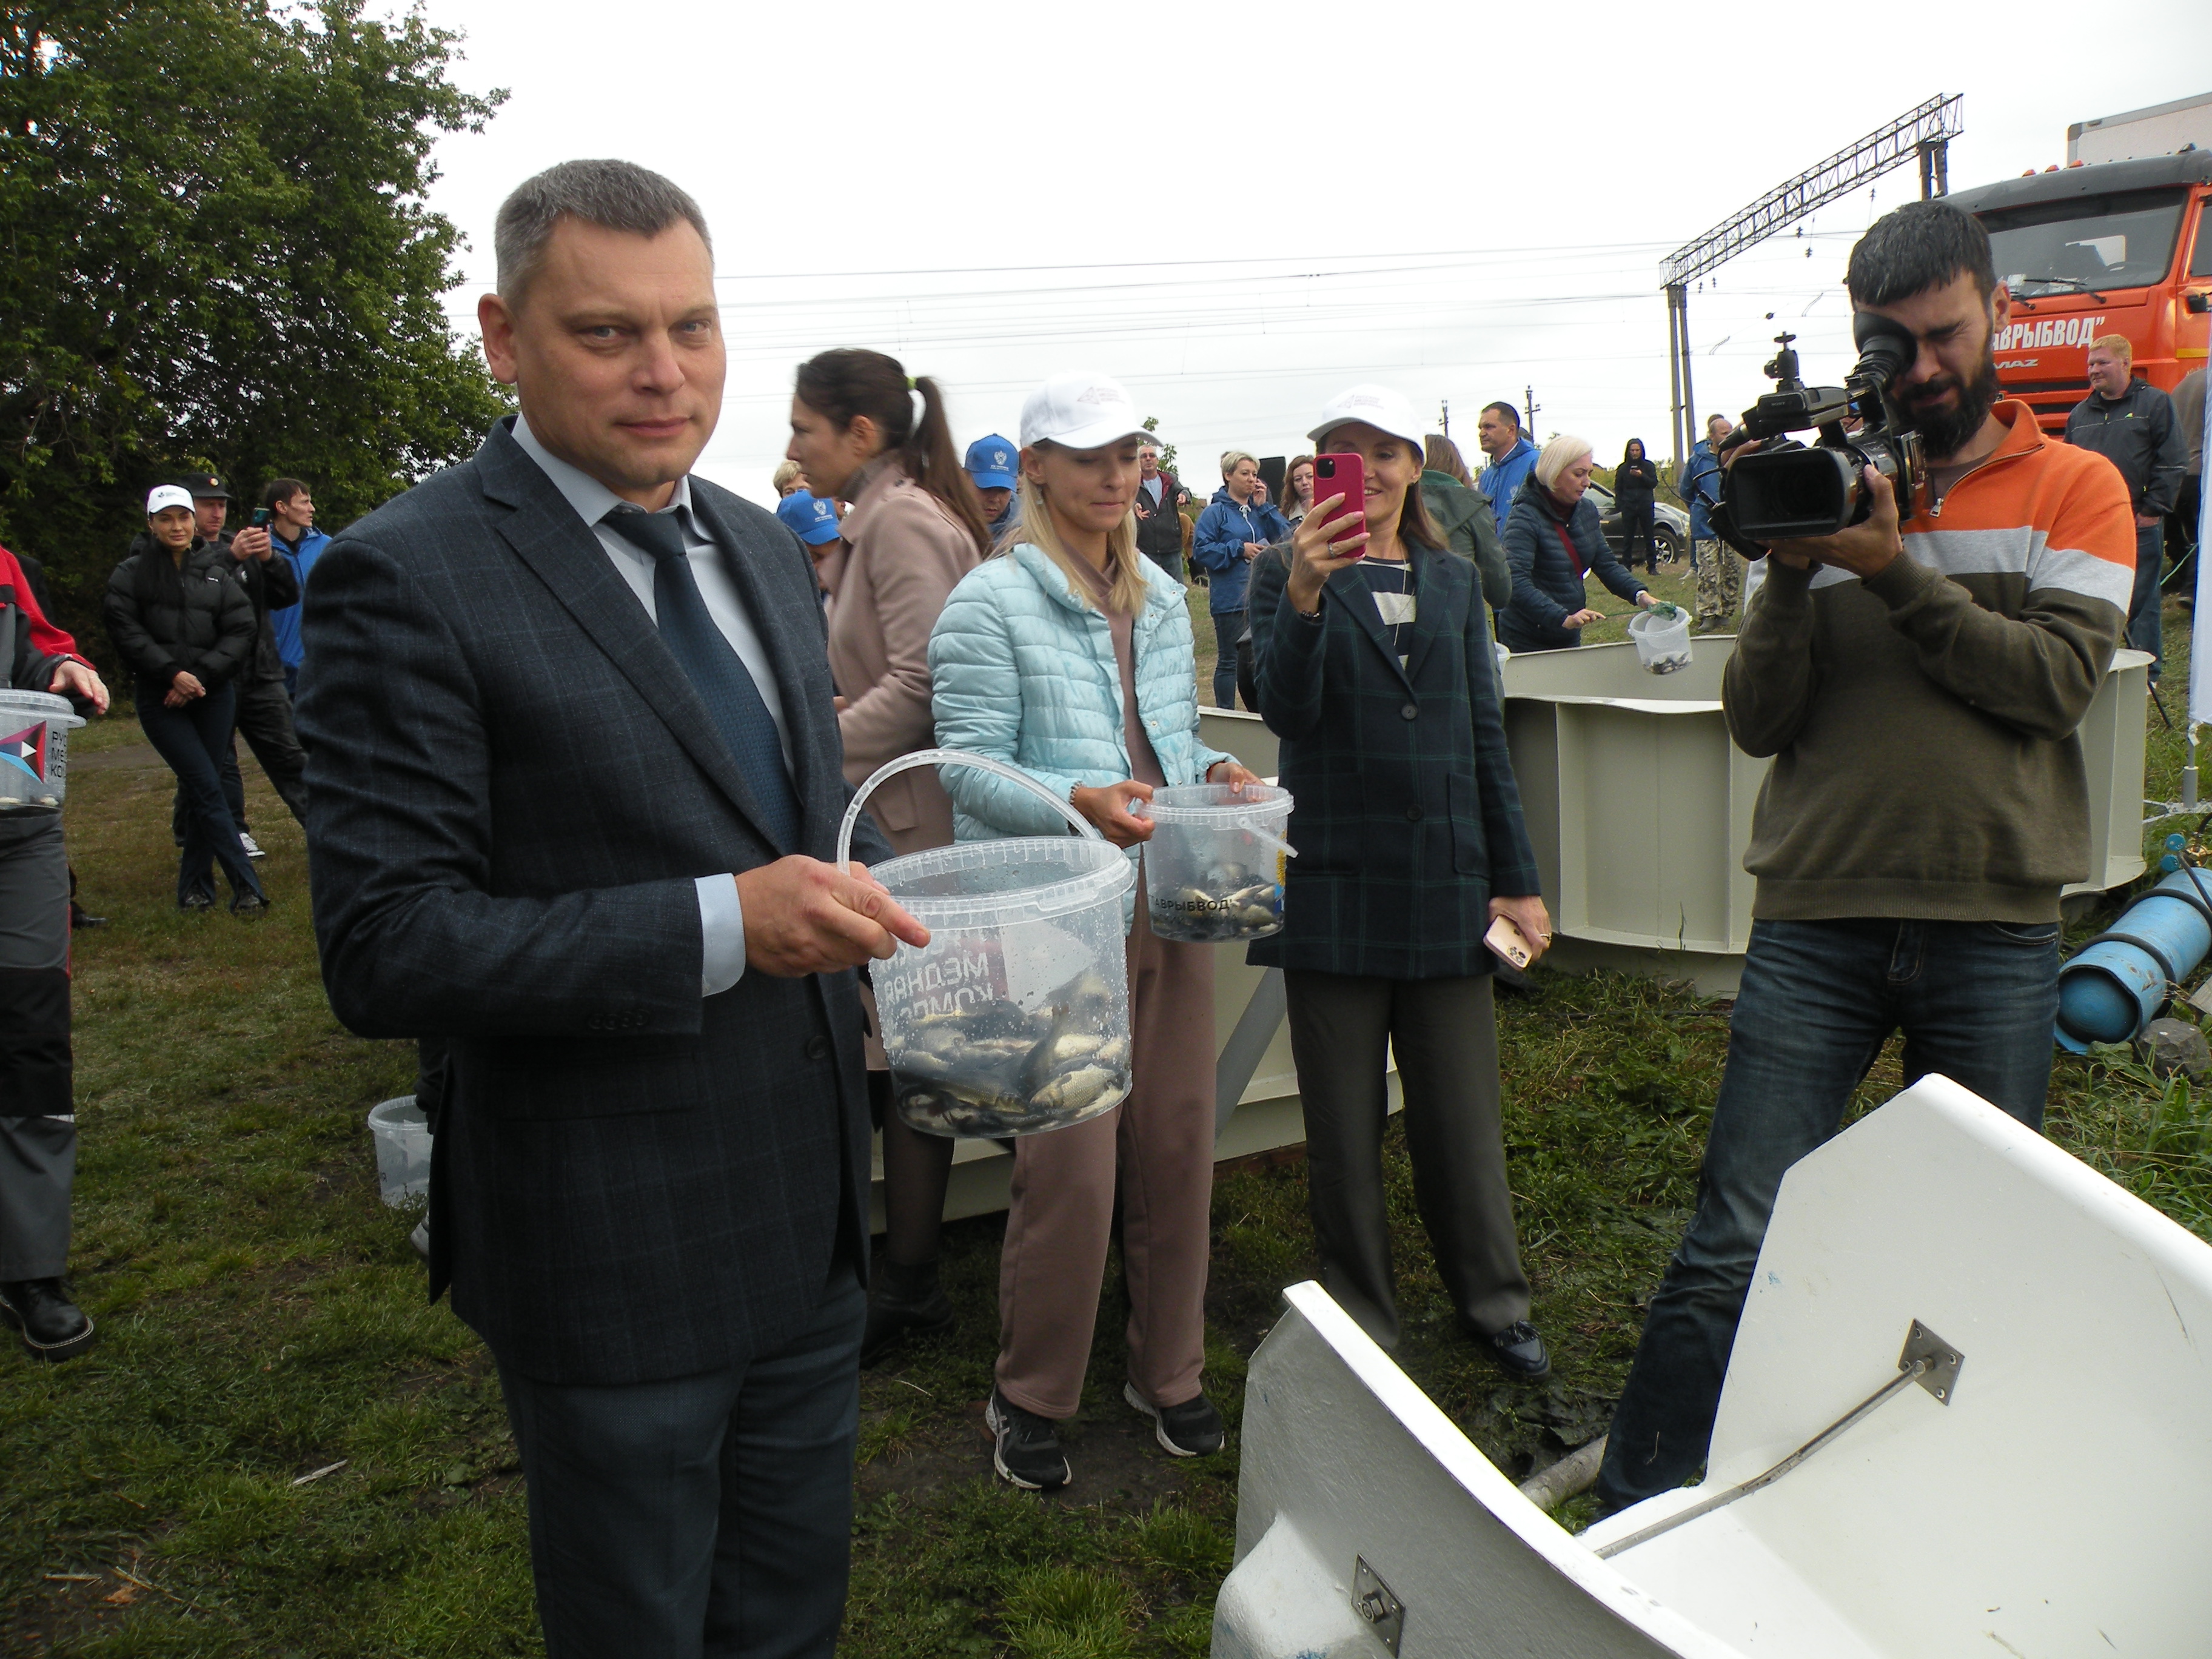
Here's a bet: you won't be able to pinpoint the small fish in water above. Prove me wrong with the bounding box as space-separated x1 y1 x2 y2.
1148 859 1284 943
889 974 1128 1138
1027 1064 1127 1118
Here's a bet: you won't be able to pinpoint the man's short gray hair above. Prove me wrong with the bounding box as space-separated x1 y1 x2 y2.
494 159 712 308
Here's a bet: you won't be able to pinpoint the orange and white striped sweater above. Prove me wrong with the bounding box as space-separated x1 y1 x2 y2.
1724 400 2134 923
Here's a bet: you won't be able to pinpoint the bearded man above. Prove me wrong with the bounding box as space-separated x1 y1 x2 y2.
1594 199 2137 1516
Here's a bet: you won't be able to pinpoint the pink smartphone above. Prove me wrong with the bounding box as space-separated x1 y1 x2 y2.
1484 914 1535 970
1311 452 1367 560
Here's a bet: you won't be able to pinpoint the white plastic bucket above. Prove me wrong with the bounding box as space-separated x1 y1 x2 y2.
1627 603 1693 674
1136 783 1295 943
367 1096 432 1207
838 750 1136 1139
0 689 85 815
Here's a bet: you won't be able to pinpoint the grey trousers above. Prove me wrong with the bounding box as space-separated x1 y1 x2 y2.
1284 971 1529 1349
0 815 74 1281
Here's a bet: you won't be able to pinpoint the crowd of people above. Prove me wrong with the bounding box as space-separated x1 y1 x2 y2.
0 151 2197 1659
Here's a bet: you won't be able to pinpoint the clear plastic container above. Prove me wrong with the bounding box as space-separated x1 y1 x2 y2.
366 1096 432 1207
1627 603 1693 675
838 750 1136 1139
0 689 85 815
1136 783 1295 944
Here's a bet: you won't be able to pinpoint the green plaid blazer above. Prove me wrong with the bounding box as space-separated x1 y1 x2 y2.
1245 541 1541 979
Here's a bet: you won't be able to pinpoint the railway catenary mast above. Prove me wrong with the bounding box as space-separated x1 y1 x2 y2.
1658 96 1966 471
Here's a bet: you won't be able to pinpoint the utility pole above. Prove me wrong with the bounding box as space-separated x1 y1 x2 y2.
1524 384 1541 437
1440 398 1450 440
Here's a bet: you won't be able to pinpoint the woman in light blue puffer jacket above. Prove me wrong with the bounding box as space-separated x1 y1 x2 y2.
927 371 1258 1495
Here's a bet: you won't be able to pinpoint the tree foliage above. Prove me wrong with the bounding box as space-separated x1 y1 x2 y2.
0 0 508 642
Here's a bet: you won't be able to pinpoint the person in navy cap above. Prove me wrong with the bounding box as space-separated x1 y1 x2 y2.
964 434 1021 545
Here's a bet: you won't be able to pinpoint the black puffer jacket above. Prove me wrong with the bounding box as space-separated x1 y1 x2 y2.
103 534 258 691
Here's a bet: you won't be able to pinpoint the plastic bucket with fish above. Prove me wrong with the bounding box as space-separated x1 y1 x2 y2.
0 689 85 815
1135 783 1295 943
1627 602 1692 674
836 749 1136 1139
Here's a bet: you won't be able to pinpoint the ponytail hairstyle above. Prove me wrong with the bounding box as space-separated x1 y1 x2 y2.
793 349 991 555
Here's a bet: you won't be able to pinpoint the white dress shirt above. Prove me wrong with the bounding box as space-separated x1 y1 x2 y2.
511 415 782 996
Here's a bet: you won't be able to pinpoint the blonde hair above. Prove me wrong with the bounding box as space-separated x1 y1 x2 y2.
1535 434 1594 491
2089 332 2133 363
1005 460 1152 615
1219 449 1256 478
771 459 803 495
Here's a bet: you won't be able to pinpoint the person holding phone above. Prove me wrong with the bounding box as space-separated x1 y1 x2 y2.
1245 384 1553 1376
1614 438 1662 571
929 371 1261 1491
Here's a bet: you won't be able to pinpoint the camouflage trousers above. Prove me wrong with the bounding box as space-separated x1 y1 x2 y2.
1692 540 1741 628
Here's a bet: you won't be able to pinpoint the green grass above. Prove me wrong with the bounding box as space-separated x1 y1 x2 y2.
6 591 2210 1652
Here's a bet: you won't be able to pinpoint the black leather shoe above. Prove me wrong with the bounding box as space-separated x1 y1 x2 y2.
0 1278 97 1362
859 1264 953 1369
231 893 270 917
70 904 106 930
179 892 216 913
1480 1319 1551 1379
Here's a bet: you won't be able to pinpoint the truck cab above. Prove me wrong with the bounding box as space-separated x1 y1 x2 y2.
1946 149 2212 434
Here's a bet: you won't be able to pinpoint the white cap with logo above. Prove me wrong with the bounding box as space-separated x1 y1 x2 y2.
1019 372 1151 452
1307 384 1427 452
146 484 196 517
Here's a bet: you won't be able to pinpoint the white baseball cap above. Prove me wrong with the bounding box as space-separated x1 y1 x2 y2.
146 484 195 517
1307 384 1427 452
1019 372 1151 452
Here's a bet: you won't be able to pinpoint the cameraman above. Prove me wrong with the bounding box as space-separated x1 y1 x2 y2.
1595 201 2136 1515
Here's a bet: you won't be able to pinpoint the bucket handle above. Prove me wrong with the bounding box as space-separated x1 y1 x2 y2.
836 748 1102 868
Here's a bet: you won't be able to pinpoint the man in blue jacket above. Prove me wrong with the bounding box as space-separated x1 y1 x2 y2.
1681 414 1740 632
263 478 329 696
1476 401 1540 526
1191 450 1289 709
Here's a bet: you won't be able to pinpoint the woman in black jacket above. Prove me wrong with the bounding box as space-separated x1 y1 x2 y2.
1498 436 1655 653
1614 437 1661 571
104 486 266 912
1246 384 1555 1378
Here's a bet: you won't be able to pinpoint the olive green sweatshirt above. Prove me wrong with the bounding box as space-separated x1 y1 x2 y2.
1723 401 2133 923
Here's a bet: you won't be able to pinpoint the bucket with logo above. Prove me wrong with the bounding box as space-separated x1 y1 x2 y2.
1134 783 1295 943
836 749 1136 1139
0 690 85 814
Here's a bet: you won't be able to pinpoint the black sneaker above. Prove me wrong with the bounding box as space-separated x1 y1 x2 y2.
1481 1319 1551 1379
1124 1382 1225 1457
985 1386 1070 1490
179 892 216 913
859 1267 954 1369
232 894 270 917
0 1278 97 1362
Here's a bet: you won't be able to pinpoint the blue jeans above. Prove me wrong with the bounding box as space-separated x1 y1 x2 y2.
2128 521 2163 679
1595 916 2058 1510
1212 608 1246 710
137 683 264 908
497 1267 865 1659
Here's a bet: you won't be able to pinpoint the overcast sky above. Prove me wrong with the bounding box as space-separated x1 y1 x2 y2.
414 0 2212 505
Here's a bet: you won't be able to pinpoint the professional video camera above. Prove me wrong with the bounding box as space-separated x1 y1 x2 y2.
1712 312 1924 549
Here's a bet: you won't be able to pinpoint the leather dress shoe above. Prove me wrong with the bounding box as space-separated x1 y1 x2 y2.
859 1262 953 1369
1479 1319 1551 1379
1 1278 98 1362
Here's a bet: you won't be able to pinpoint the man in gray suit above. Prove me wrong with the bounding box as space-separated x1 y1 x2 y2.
298 161 925 1658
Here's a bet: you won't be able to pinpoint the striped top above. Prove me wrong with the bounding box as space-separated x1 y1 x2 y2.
1725 400 2134 923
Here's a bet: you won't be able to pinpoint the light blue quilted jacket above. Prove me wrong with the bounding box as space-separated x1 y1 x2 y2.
928 542 1230 864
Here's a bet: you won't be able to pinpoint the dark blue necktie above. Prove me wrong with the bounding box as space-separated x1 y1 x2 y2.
601 506 801 851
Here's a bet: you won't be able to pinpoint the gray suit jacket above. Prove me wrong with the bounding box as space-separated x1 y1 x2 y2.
300 418 891 1386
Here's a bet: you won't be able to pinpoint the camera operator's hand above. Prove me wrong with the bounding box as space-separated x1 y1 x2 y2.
1285 493 1369 614
1768 465 1903 579
1560 608 1604 630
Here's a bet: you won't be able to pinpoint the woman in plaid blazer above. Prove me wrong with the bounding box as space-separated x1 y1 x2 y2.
1246 384 1556 1378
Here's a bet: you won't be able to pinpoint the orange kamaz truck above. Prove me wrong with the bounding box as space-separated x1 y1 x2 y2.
1945 148 2212 434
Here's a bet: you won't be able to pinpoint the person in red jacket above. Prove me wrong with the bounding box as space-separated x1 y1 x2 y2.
0 544 109 1362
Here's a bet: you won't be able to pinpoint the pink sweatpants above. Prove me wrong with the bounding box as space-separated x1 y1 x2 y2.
993 894 1216 1419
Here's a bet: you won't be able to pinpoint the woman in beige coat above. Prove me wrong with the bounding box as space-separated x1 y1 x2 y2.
785 347 993 1365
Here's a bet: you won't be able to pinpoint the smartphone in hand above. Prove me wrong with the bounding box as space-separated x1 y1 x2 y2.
1312 453 1367 560
1484 914 1535 970
249 508 271 528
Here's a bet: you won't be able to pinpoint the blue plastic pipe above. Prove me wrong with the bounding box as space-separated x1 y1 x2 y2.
2056 870 2212 1051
